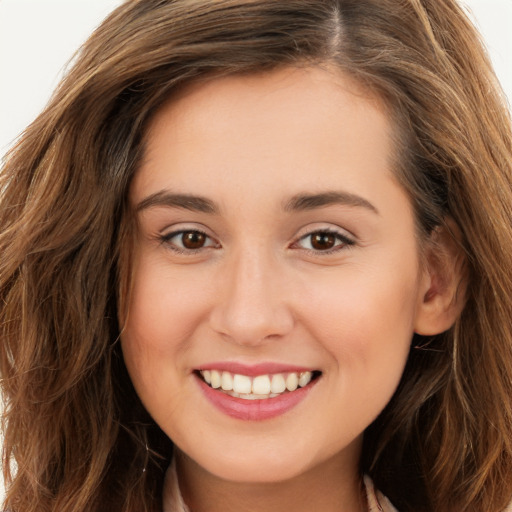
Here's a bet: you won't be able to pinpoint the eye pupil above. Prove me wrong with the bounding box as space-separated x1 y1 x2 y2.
182 231 206 249
311 233 336 250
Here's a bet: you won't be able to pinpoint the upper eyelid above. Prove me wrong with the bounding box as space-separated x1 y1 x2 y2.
156 223 356 245
161 228 217 244
291 226 357 253
295 231 354 246
161 227 210 238
294 224 356 241
159 229 220 254
159 222 215 237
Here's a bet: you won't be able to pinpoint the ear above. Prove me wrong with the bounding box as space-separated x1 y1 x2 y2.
414 219 467 336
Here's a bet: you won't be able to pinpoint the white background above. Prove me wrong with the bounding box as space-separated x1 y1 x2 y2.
0 0 511 156
0 0 511 501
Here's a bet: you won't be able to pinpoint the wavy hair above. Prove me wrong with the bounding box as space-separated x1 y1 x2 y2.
1 1 512 511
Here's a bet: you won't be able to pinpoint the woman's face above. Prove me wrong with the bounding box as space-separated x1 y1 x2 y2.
121 67 430 484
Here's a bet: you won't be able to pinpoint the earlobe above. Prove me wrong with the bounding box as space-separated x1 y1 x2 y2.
414 219 467 336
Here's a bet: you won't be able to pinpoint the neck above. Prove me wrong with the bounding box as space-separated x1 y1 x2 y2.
173 448 366 512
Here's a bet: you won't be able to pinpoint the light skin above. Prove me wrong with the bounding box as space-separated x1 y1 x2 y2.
120 66 461 512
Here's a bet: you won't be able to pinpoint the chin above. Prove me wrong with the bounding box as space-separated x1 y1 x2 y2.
183 442 315 484
210 458 309 484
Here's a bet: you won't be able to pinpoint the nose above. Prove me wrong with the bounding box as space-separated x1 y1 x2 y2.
209 248 294 346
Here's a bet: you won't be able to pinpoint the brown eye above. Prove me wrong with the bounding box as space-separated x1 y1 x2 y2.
296 229 354 253
181 231 207 249
162 229 216 252
310 232 336 250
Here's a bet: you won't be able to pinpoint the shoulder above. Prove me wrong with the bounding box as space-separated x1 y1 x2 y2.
364 476 512 512
363 475 399 512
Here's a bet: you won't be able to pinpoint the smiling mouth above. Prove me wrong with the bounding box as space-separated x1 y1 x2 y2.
196 370 321 400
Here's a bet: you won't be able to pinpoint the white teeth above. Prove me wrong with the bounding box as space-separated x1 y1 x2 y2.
240 393 261 400
286 372 299 391
221 371 233 391
298 371 312 388
210 370 221 389
233 374 252 394
270 374 286 393
200 369 317 398
252 375 271 395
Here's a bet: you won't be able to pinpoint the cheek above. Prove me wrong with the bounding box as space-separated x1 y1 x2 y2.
300 267 419 395
119 251 226 431
119 262 199 407
304 268 417 340
123 259 210 351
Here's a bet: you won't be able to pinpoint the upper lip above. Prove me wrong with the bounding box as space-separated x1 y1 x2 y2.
196 361 317 376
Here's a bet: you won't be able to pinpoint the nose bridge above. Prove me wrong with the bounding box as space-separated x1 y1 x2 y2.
210 243 294 344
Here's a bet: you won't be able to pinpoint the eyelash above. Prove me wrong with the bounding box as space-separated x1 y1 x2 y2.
160 229 218 254
159 228 355 255
294 229 355 254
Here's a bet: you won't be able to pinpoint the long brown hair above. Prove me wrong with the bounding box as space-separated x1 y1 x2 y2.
1 1 512 511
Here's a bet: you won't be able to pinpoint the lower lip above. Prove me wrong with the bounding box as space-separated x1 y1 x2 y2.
196 375 318 421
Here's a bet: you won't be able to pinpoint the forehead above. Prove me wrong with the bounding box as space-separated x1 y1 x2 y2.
132 66 397 211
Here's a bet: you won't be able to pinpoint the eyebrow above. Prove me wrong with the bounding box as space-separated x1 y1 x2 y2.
135 189 378 215
284 191 379 214
136 191 218 214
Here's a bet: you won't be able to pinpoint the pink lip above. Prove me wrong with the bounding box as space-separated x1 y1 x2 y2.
195 373 318 421
197 361 314 376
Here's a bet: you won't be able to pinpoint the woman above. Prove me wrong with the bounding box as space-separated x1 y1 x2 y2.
1 1 512 511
